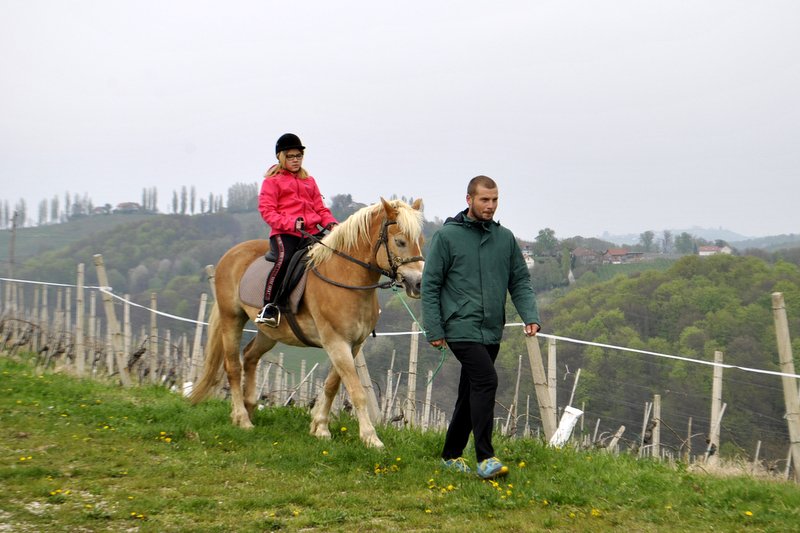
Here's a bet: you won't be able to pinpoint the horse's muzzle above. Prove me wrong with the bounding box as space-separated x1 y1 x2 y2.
399 268 423 299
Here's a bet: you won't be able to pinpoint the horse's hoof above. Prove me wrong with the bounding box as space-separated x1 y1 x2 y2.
364 436 385 449
232 414 254 429
310 421 331 439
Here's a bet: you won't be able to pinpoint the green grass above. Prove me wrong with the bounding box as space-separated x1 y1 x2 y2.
2 354 799 532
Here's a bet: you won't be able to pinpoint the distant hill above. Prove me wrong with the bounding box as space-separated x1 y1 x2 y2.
599 227 750 247
731 233 800 252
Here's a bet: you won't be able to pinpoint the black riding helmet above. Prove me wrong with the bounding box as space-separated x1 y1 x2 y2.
275 133 305 155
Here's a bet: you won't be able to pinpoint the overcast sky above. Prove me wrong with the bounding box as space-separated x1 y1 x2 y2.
1 1 798 240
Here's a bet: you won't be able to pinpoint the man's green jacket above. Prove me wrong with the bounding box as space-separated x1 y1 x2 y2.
421 210 540 344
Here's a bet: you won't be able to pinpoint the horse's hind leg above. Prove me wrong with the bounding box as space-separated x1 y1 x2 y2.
242 332 277 420
220 313 254 429
310 366 341 440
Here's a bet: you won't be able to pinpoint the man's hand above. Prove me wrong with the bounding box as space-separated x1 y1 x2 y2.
524 323 540 337
430 339 446 348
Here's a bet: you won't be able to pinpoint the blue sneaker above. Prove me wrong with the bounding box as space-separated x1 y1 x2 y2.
477 457 509 480
441 457 471 473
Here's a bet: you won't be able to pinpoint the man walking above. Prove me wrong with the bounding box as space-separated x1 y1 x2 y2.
422 175 540 479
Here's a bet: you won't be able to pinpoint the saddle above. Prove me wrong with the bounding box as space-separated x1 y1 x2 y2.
239 248 310 315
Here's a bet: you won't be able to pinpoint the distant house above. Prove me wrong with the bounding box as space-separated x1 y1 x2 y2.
698 245 733 256
113 202 143 214
571 247 601 265
522 248 535 269
602 248 644 264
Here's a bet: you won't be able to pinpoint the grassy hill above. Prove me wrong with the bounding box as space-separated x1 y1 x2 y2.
2 354 799 532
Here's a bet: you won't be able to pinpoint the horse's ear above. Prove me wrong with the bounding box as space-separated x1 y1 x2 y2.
411 198 423 211
380 197 398 220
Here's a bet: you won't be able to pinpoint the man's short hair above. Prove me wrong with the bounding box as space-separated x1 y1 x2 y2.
467 175 498 196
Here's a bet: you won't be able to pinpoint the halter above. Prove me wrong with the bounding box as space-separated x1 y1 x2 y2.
303 218 424 291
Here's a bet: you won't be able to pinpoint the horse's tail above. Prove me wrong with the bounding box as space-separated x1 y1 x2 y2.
188 303 225 404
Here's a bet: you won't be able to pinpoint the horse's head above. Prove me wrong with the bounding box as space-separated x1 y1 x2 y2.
378 197 425 298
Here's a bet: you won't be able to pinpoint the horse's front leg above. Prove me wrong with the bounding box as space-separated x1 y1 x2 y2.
310 366 340 440
324 340 383 449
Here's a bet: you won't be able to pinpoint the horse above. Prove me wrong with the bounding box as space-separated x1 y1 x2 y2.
189 198 424 448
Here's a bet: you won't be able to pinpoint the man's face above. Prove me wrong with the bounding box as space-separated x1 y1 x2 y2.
466 185 498 222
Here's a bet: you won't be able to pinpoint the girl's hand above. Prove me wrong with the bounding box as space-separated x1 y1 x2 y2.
295 218 305 231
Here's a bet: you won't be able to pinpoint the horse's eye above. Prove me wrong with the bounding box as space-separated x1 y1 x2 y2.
395 238 406 247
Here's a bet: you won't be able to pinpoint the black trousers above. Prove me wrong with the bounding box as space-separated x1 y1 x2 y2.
263 234 303 305
441 342 500 463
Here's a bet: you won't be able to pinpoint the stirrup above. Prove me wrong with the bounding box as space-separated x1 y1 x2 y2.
255 304 280 328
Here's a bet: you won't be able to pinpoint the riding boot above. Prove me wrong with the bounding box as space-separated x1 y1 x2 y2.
255 303 280 327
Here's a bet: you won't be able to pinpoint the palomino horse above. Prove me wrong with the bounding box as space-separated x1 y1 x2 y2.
189 198 424 448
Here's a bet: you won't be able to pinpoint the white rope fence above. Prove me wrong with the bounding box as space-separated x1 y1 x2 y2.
2 275 799 380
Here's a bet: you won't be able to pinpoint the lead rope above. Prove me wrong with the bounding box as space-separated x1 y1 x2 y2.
390 286 448 386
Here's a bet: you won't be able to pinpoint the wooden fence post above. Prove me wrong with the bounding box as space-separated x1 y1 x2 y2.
189 293 207 383
772 292 800 483
92 254 132 387
525 335 557 441
653 394 662 461
204 265 216 301
547 337 557 414
422 370 433 430
75 264 85 376
708 350 724 466
149 292 158 384
639 401 652 457
403 322 419 426
607 425 626 454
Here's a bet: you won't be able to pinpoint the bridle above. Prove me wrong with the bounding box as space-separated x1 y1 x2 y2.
302 218 424 291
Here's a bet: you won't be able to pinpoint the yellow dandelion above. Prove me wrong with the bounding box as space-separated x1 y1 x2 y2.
447 484 455 491
425 509 432 514
543 499 549 506
340 426 348 432
518 461 526 468
591 508 601 517
745 511 753 517
165 437 172 443
292 510 300 516
395 457 402 462
569 512 576 519
322 450 329 456
160 431 166 436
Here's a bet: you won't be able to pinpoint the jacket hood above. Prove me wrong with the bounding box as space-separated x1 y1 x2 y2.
445 209 500 230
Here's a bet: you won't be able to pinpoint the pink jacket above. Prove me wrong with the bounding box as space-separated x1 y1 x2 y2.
258 169 338 237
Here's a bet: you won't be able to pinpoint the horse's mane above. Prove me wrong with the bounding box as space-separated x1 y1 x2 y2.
308 200 423 265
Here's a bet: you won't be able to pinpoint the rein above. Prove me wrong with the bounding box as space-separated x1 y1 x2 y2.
301 218 424 291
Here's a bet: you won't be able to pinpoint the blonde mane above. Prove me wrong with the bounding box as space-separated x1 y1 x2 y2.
308 200 423 265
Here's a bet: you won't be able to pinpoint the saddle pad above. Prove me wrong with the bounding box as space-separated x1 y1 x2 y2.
239 258 272 308
238 257 307 314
